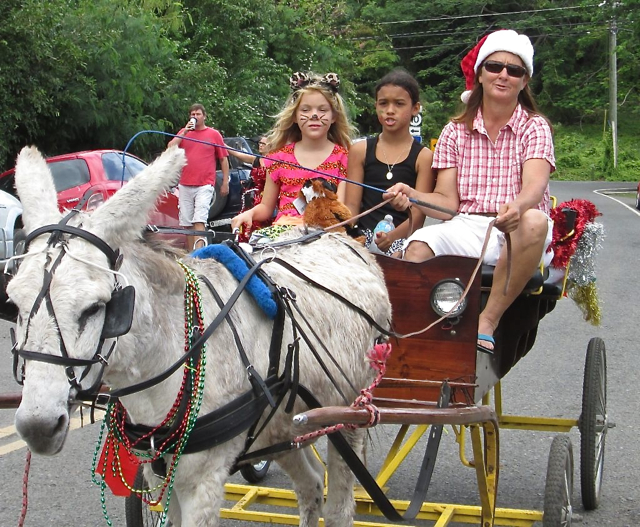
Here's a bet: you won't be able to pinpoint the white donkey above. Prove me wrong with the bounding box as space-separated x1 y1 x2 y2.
8 146 391 527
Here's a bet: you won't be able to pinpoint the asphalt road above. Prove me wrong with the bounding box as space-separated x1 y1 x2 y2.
0 181 638 526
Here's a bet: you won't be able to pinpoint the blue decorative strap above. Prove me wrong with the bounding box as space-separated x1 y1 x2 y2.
191 244 277 319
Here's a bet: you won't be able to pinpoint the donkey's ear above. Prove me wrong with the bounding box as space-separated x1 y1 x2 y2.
88 146 186 246
14 146 63 232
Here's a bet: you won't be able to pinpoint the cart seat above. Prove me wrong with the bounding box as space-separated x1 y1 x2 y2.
481 265 546 292
481 264 565 298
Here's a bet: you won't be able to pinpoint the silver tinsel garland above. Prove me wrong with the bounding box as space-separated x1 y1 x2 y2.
566 222 605 325
567 222 605 286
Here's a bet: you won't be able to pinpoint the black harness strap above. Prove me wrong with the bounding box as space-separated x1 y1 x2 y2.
122 375 289 454
270 257 394 338
278 288 352 405
221 242 285 379
107 258 272 399
198 274 275 407
295 382 452 522
25 224 118 268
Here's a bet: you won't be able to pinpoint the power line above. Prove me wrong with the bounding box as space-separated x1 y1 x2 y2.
374 4 599 26
371 21 602 41
353 30 610 54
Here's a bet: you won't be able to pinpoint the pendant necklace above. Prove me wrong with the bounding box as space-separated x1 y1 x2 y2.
380 138 414 180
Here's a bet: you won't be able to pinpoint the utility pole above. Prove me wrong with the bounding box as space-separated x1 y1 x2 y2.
609 1 618 168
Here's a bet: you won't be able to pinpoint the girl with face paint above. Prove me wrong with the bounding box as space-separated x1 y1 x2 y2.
231 72 355 234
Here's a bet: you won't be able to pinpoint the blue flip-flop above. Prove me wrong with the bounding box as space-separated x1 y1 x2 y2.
477 333 495 355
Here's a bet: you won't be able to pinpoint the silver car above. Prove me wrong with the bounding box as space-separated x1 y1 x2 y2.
0 189 23 267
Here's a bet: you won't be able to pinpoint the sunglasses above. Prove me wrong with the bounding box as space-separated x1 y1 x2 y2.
258 141 267 146
483 60 527 78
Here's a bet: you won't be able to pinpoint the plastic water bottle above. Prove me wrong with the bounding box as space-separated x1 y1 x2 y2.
373 214 395 236
370 214 394 253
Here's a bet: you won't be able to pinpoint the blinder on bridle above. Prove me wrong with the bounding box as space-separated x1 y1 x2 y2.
9 213 135 400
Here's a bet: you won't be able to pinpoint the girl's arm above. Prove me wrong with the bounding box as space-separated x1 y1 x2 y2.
231 177 279 231
344 140 366 219
229 149 257 165
407 147 436 234
384 167 459 220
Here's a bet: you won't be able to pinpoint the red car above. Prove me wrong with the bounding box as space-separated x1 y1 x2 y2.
0 149 184 247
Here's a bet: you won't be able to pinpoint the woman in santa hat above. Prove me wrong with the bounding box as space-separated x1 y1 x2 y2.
384 29 555 354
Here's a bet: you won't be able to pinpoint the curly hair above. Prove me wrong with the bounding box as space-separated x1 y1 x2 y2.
266 73 356 152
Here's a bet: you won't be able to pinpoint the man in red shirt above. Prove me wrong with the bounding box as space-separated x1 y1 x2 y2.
169 103 230 250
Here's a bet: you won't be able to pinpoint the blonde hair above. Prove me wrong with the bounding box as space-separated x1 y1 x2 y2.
266 75 355 152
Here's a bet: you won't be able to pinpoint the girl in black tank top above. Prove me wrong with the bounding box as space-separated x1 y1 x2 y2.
345 69 435 255
360 136 424 232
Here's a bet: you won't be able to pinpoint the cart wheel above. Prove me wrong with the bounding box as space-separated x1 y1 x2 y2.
543 435 574 527
125 467 168 527
240 459 271 483
580 337 607 510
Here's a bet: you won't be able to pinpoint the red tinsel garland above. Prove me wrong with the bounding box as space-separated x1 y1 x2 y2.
548 199 601 268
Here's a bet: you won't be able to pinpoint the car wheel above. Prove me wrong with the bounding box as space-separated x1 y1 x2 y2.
208 177 229 220
240 459 271 483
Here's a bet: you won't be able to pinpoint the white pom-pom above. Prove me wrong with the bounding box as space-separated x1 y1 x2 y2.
461 90 472 104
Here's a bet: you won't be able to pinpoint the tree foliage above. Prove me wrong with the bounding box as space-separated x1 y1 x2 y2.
0 0 638 171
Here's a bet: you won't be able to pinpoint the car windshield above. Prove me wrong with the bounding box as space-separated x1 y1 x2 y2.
48 159 91 192
102 152 147 182
224 138 254 170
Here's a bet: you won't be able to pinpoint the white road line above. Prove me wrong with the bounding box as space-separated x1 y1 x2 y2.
593 188 640 217
0 410 104 456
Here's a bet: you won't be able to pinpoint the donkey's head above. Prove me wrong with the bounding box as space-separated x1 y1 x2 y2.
8 146 186 454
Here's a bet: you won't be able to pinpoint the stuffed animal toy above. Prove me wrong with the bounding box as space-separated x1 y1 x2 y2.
298 178 364 243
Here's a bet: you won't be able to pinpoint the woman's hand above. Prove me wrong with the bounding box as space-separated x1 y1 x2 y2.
231 210 254 232
382 183 413 211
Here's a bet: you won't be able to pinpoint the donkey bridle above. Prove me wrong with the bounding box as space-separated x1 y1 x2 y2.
11 213 135 400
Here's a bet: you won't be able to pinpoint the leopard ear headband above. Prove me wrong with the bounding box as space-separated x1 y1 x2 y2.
289 72 340 94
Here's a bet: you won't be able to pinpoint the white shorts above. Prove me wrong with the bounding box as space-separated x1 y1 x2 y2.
178 184 214 226
404 213 554 267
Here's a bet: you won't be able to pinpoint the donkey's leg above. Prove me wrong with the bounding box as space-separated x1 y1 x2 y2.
324 428 365 527
172 450 233 527
142 464 183 527
276 446 325 527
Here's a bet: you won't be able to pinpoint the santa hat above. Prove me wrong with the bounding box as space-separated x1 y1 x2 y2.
460 29 534 103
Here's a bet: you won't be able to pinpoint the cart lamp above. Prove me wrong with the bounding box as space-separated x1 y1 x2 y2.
430 279 467 318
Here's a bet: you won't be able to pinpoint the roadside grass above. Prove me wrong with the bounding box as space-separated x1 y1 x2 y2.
554 113 640 182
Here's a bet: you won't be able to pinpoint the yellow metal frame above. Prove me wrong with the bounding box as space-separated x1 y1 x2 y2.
483 381 577 433
219 416 518 526
220 481 542 526
213 378 581 527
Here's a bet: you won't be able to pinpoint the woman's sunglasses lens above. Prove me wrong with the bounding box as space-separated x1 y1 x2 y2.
506 65 526 78
483 61 526 78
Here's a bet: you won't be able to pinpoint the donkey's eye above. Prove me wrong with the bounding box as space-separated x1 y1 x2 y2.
77 302 105 334
81 303 105 321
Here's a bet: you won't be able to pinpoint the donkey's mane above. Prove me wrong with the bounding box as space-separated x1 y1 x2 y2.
141 231 188 258
126 234 187 295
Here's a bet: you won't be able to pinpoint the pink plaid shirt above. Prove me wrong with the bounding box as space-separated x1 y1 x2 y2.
432 104 555 215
